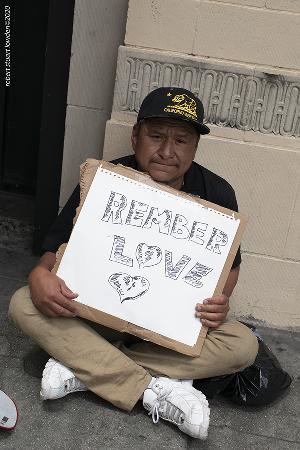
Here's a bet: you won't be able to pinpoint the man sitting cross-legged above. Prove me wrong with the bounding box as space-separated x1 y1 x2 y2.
9 87 258 440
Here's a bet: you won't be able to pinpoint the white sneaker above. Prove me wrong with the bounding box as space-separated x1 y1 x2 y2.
143 377 210 440
178 379 193 387
40 358 87 400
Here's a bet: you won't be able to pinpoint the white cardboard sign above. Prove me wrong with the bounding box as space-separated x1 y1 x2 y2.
57 165 242 347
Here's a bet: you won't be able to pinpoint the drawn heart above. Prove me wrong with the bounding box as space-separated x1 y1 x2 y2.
108 272 150 303
136 243 162 268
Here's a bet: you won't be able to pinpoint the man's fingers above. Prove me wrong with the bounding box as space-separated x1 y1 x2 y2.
59 282 78 299
45 301 76 318
196 303 228 313
202 295 228 305
54 294 78 314
41 291 77 316
39 304 74 318
200 318 221 329
56 307 77 318
195 311 225 322
195 295 229 328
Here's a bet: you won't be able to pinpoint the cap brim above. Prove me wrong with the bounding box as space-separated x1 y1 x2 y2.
138 114 210 135
193 123 210 135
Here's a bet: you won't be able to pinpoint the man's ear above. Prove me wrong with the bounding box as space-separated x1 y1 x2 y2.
192 134 200 155
131 123 139 152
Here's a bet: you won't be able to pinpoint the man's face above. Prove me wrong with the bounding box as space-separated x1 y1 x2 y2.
131 118 200 189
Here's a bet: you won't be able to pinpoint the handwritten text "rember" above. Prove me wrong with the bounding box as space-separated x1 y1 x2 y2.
101 191 228 256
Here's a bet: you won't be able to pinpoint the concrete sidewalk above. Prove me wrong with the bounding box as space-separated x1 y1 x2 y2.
0 205 299 449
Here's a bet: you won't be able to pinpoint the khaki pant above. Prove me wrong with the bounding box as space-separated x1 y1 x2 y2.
9 286 258 411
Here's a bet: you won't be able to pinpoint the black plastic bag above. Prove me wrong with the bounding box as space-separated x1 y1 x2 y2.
221 337 292 406
194 324 292 406
194 373 236 399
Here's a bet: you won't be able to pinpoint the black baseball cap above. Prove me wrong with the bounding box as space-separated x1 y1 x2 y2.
137 87 210 135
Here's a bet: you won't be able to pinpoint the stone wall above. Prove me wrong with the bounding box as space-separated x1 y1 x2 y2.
59 0 128 206
103 0 300 328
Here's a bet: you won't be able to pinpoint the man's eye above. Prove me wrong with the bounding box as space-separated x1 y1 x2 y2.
150 134 162 139
176 139 187 144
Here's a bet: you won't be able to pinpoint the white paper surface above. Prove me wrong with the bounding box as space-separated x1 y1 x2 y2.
57 167 240 346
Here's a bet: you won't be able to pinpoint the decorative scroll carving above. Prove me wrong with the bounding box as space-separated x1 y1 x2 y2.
114 49 300 137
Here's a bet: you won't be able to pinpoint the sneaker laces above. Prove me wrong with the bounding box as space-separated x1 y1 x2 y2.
64 377 84 393
148 390 184 426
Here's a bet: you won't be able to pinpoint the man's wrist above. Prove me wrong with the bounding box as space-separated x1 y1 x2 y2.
31 252 56 274
28 265 49 282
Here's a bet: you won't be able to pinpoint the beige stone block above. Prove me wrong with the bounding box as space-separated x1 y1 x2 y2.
230 254 300 328
210 125 300 151
111 111 136 125
212 0 265 6
266 0 300 13
284 180 300 261
243 130 300 151
253 65 300 78
195 136 300 258
103 120 133 161
60 106 109 207
125 0 198 54
209 125 246 141
194 1 300 70
68 0 128 110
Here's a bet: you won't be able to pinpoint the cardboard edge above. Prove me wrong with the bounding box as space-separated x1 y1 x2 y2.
74 158 103 225
100 160 247 356
55 159 247 356
54 243 206 356
214 218 247 297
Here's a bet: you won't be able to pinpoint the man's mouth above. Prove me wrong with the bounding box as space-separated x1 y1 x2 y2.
151 161 176 167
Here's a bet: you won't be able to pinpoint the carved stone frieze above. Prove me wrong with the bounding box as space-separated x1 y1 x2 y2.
113 47 300 137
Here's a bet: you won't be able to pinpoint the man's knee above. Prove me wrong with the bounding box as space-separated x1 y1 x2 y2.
208 321 259 374
8 286 32 327
230 322 259 371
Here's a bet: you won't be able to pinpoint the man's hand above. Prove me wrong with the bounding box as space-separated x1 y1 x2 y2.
29 266 78 318
195 267 239 328
195 294 229 328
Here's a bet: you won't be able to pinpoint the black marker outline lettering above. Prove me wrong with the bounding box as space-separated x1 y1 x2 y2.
189 221 208 245
136 243 162 268
125 200 149 227
101 191 127 224
109 235 133 267
170 214 190 239
206 228 228 255
108 272 150 303
143 207 172 234
183 263 213 288
165 250 191 280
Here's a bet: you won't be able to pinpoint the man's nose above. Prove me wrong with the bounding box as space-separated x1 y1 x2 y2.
158 138 175 158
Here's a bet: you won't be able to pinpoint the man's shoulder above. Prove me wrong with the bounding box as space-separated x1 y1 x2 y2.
187 161 237 209
194 161 235 191
188 161 235 192
110 154 136 169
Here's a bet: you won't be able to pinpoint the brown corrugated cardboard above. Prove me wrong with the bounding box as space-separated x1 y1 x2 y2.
53 159 247 356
